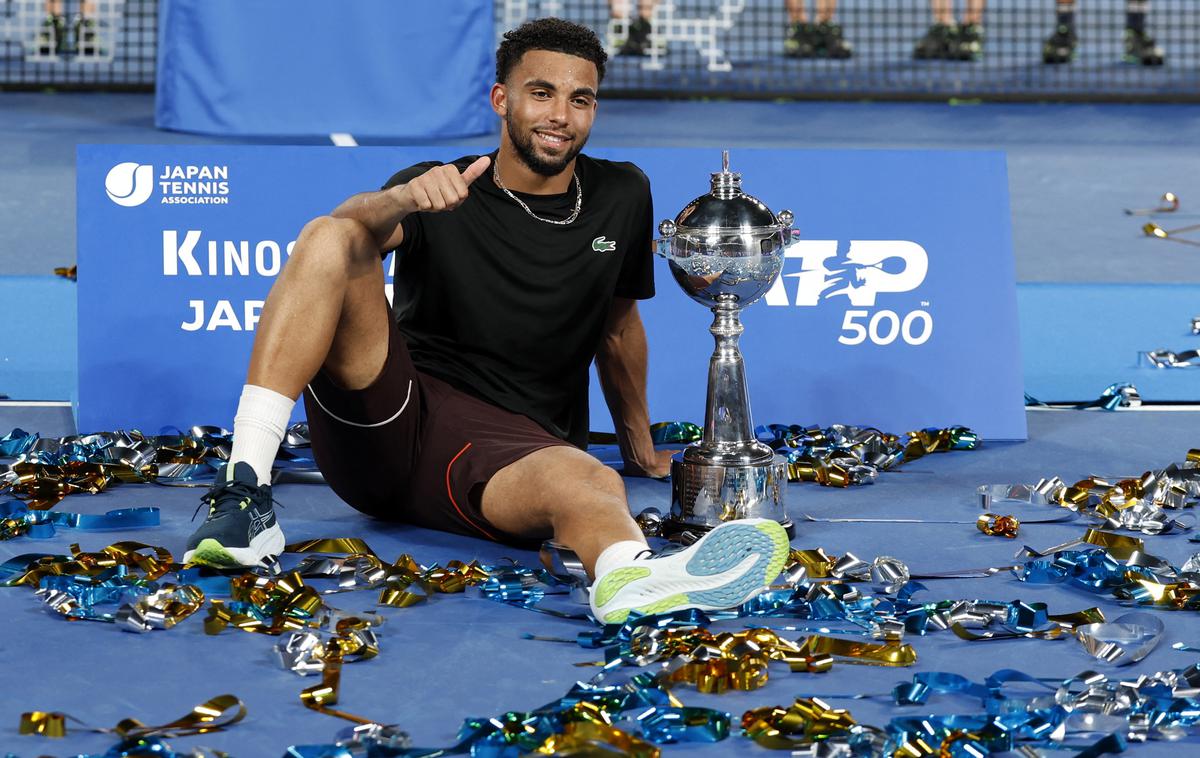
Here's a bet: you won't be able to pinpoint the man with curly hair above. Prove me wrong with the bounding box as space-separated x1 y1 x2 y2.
183 18 791 624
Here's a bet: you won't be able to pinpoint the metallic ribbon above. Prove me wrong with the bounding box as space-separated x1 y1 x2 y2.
759 423 979 487
1141 348 1200 368
976 513 1019 538
297 618 384 725
799 663 1200 752
6 541 173 588
287 538 488 606
286 724 411 757
799 635 916 667
309 676 723 756
0 424 316 508
1013 535 1200 613
1025 381 1142 411
1124 191 1179 215
741 697 859 750
586 620 835 694
533 720 661 757
477 560 588 620
205 571 327 636
19 693 245 740
1142 219 1200 246
980 454 1200 535
0 501 158 540
637 706 729 744
116 583 206 632
589 421 978 488
1074 612 1164 666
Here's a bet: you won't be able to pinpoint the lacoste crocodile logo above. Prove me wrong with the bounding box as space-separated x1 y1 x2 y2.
592 236 617 253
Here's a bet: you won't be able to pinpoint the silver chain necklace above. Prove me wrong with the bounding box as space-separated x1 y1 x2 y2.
493 162 582 226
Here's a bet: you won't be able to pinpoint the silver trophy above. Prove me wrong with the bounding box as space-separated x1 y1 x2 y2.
656 151 794 538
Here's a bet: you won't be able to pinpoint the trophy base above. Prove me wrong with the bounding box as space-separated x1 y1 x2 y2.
667 452 791 538
660 515 796 542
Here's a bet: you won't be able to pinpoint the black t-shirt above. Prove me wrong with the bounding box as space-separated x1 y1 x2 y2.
382 152 655 448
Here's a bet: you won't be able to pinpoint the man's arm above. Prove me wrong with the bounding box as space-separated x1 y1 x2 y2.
329 155 491 254
595 297 673 478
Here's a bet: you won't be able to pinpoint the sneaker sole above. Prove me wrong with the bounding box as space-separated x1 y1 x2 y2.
592 519 790 624
183 523 285 568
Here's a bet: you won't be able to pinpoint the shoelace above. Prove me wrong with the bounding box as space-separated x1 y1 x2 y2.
190 479 281 522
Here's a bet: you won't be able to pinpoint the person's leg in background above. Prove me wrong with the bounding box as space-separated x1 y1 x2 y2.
814 0 852 59
955 0 986 61
610 0 658 56
75 1 105 57
783 0 817 59
785 1 851 60
40 0 66 55
914 0 958 60
1123 1 1164 66
1044 0 1077 63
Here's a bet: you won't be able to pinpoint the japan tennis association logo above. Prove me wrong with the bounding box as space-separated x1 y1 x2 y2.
105 162 155 207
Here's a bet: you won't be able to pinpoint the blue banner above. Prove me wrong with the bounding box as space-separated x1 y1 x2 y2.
77 145 1024 441
155 0 494 139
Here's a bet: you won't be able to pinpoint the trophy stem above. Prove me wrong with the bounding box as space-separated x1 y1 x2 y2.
705 298 751 446
690 295 772 465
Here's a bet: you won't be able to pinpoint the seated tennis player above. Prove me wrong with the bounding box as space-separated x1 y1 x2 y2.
182 17 790 624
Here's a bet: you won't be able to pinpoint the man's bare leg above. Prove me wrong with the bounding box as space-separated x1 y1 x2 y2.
183 216 390 566
965 0 986 26
930 0 954 26
483 446 791 624
482 446 646 577
249 216 390 398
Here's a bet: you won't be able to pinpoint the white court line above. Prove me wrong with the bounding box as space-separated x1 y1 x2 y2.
1028 404 1200 412
0 400 72 407
330 133 358 147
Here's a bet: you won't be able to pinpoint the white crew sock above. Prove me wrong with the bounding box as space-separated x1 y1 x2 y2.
592 540 652 582
229 384 295 486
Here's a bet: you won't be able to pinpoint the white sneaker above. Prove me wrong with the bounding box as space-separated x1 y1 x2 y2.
589 518 791 624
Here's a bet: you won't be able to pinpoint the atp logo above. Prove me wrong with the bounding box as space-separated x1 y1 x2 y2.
105 162 155 207
764 240 928 307
765 240 934 347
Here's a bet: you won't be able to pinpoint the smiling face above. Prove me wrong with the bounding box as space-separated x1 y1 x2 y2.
493 49 599 178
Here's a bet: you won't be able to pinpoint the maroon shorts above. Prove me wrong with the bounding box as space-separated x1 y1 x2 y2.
302 319 571 543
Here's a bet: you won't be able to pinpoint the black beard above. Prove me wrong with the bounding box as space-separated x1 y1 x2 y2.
506 117 584 177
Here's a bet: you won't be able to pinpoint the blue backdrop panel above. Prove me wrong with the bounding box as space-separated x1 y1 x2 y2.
602 148 1025 441
155 0 494 139
76 145 1023 440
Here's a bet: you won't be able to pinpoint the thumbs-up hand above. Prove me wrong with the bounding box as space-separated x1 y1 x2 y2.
396 155 491 214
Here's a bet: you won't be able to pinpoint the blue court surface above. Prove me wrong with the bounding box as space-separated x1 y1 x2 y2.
1 409 1198 755
2 86 1200 756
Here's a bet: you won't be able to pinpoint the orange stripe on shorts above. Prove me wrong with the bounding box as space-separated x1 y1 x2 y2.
446 441 499 541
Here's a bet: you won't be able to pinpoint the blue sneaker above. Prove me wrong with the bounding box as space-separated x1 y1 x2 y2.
589 518 790 624
183 462 285 567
